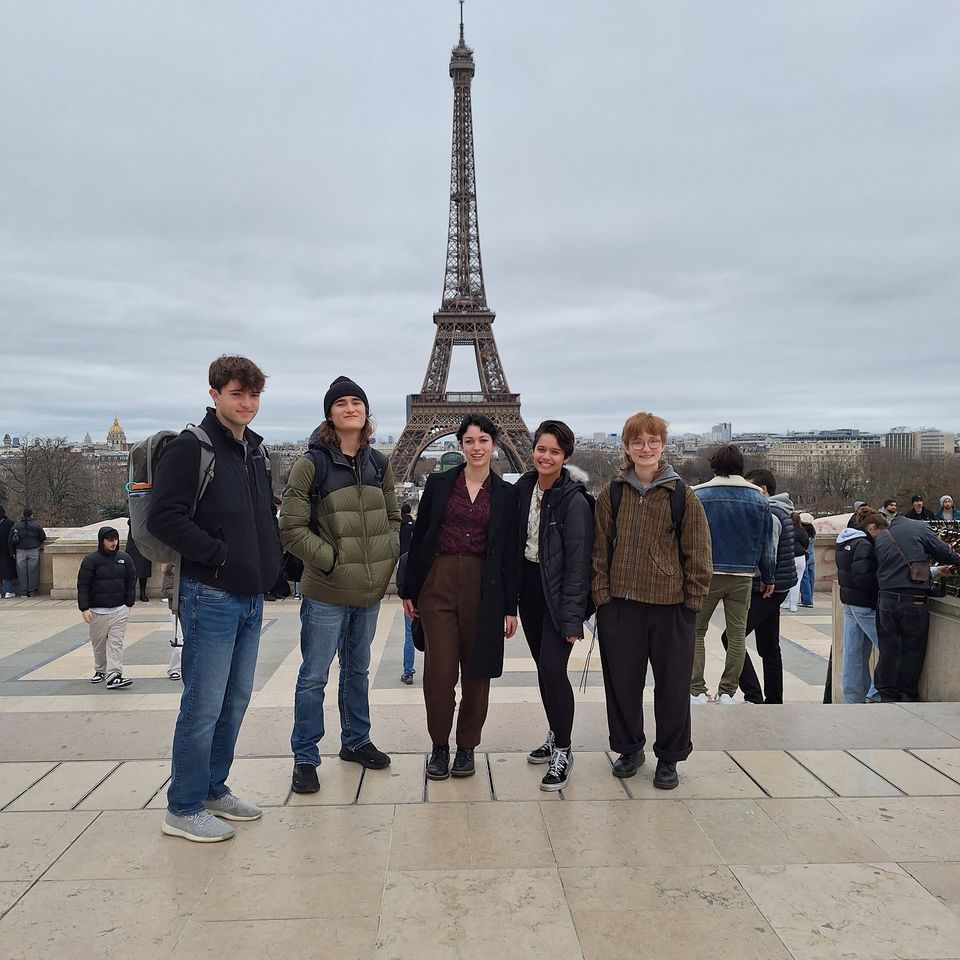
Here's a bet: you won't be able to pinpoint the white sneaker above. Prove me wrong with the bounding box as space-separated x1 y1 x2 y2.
690 692 714 705
718 693 737 704
3 592 13 599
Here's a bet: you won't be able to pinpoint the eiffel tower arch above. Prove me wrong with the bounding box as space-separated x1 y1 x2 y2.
391 7 532 483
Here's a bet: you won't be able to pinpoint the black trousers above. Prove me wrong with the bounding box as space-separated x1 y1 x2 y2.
875 593 929 702
596 597 694 763
721 590 787 704
518 560 575 746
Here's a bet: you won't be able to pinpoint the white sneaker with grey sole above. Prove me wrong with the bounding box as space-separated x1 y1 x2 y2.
204 791 262 821
161 809 234 842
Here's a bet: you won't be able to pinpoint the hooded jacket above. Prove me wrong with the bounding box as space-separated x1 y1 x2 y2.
874 516 960 593
9 517 46 551
835 527 879 608
280 427 400 608
591 463 712 610
77 527 136 610
515 466 594 637
763 492 798 592
693 474 774 581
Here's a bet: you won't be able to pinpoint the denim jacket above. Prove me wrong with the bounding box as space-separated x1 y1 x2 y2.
693 475 775 583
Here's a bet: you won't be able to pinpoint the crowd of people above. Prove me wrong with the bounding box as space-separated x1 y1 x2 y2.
3 353 956 845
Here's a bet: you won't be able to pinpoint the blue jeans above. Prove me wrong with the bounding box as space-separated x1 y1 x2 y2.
403 613 415 676
166 578 263 816
0 579 13 595
291 597 380 765
842 604 879 704
799 543 815 605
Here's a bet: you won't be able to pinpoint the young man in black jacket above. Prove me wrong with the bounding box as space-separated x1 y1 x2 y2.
148 355 282 843
77 526 136 689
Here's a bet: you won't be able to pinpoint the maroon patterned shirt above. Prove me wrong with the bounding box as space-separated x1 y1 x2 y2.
437 471 492 556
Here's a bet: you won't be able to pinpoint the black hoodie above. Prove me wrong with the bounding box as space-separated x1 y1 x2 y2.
77 526 137 610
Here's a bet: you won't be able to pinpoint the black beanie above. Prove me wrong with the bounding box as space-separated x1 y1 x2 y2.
323 376 369 420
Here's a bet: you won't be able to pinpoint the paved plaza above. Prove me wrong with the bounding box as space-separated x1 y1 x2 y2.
1 595 959 959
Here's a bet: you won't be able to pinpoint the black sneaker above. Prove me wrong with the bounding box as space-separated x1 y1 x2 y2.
527 729 555 764
653 759 679 790
90 671 105 684
291 762 320 794
105 674 132 689
426 744 450 780
611 751 644 778
540 747 573 792
400 673 414 685
339 742 391 769
451 747 475 777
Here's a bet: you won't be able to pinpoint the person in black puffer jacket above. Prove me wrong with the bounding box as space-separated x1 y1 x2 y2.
77 526 136 688
515 420 594 792
835 510 887 704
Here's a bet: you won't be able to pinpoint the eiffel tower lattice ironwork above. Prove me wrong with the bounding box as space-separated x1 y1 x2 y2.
391 8 532 482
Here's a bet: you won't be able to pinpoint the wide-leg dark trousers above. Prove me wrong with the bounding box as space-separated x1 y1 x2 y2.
596 597 695 763
418 554 490 749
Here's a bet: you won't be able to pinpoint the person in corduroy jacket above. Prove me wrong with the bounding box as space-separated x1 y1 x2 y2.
591 411 712 791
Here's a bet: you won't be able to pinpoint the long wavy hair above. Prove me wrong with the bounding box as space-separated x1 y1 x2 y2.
318 417 375 449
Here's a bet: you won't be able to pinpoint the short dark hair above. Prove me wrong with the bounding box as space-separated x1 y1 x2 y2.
744 468 777 495
401 503 412 516
709 444 744 477
456 414 499 443
911 494 923 503
533 420 575 459
209 355 267 393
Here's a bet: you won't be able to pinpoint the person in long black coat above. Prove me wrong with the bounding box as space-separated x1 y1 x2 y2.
124 531 153 602
400 414 519 781
0 507 16 597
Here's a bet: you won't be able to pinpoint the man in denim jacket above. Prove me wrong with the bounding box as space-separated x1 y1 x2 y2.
690 445 775 703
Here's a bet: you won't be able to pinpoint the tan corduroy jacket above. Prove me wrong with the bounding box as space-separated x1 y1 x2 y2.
591 470 713 610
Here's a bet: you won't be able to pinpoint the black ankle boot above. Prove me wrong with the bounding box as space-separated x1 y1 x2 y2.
426 744 450 780
451 747 475 777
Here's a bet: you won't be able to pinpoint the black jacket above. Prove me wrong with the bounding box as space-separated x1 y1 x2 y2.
874 516 960 594
515 468 594 637
902 507 936 521
835 528 879 608
793 525 810 558
0 518 16 580
400 464 519 679
399 516 414 555
9 519 46 551
147 409 282 596
77 545 136 610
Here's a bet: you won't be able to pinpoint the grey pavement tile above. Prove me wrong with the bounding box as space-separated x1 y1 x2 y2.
222 757 293 807
911 749 960 783
562 864 792 960
194 870 383 922
488 752 561 801
357 752 425 804
377 867 582 960
0 877 205 960
173 917 380 959
789 750 903 797
216 804 393 877
76 760 171 810
732 862 960 960
0 881 31 918
556 751 629 801
684 798 808 864
850 749 960 796
901 862 960 918
425 755 493 802
541 799 722 868
729 750 836 797
5 760 120 811
898 702 960 742
0 762 58 809
44 810 232 882
625 750 765 800
757 798 891 862
388 801 555 872
0 811 97 882
831 797 960 861
285 755 363 806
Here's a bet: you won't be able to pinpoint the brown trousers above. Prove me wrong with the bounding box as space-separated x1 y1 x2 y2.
419 554 490 748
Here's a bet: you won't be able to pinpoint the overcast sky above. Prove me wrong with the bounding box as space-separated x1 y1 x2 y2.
1 1 957 444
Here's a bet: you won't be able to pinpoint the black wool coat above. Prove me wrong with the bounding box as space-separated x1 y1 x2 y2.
400 464 519 679
0 518 16 580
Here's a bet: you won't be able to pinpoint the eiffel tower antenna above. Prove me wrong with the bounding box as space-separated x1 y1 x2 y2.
391 4 533 482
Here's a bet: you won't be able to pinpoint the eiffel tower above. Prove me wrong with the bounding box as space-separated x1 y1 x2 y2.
391 4 532 482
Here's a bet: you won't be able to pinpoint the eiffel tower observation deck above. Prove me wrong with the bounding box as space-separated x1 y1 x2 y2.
391 4 533 482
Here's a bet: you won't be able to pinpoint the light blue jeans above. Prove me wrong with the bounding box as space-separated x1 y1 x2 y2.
842 604 880 704
291 597 380 765
167 578 263 816
800 541 815 605
403 613 416 676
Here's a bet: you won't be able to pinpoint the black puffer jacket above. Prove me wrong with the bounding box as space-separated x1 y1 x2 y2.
515 468 594 638
835 528 878 608
77 528 137 610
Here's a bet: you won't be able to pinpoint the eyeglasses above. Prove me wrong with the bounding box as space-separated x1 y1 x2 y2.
628 438 663 450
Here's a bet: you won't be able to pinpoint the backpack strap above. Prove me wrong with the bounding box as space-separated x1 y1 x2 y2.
304 448 328 536
606 480 624 571
183 425 216 516
670 479 688 602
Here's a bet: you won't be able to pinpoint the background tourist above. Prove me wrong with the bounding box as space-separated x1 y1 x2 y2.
401 414 519 782
124 529 152 602
515 419 593 791
399 502 416 684
935 496 956 522
9 507 45 597
903 495 935 521
880 499 898 521
783 511 809 612
798 512 817 607
0 506 15 598
591 412 712 789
